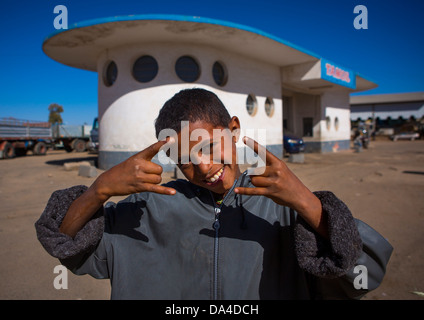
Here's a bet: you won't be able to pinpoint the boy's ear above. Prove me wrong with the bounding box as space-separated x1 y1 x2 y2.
229 116 241 142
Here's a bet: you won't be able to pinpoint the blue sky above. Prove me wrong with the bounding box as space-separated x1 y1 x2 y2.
0 0 423 125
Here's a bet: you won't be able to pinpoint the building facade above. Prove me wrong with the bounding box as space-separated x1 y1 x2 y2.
43 15 377 169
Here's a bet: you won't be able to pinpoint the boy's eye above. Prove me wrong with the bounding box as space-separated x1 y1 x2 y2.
202 142 218 155
202 143 213 155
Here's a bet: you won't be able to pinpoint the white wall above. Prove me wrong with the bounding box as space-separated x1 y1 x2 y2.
320 90 351 141
96 43 283 154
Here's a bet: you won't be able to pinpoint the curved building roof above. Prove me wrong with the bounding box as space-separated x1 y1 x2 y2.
43 14 376 91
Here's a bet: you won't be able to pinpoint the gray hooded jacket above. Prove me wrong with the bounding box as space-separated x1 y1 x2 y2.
35 172 392 299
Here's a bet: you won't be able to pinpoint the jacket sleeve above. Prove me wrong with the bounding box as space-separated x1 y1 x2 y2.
34 185 108 278
294 191 393 299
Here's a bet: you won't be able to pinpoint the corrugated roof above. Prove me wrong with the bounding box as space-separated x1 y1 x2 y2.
350 92 424 105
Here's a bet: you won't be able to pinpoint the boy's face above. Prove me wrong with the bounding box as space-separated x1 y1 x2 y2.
176 117 241 196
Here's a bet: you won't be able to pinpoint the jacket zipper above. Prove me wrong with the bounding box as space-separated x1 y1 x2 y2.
210 180 238 300
212 207 221 300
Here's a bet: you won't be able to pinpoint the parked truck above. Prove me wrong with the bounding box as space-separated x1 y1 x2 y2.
51 123 92 153
0 118 51 158
0 117 93 159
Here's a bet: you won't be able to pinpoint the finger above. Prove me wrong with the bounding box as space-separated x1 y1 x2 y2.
249 176 272 187
144 184 176 195
139 137 175 161
246 165 271 177
234 186 267 196
137 173 163 184
138 160 164 175
242 136 278 165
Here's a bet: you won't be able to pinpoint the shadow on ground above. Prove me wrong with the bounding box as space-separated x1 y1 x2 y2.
46 156 98 167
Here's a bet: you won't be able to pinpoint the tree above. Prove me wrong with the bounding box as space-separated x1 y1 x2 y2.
48 103 64 124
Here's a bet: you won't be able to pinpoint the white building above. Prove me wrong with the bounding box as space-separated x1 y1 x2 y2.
43 15 377 170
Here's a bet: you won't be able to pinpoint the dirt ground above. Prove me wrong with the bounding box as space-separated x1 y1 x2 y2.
0 139 423 300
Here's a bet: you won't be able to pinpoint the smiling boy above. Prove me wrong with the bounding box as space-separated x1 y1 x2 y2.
35 88 391 299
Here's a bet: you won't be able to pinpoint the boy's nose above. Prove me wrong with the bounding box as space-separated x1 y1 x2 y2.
196 162 212 178
194 161 213 177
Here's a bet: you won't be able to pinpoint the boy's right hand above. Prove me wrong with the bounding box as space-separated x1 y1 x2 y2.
60 138 176 238
93 138 176 202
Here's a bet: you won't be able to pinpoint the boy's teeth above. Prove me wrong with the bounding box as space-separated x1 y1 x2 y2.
207 168 223 182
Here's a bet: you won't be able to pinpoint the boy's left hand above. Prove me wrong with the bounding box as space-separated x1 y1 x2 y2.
234 136 327 237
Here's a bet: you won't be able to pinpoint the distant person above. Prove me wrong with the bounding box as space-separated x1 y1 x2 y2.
35 88 392 299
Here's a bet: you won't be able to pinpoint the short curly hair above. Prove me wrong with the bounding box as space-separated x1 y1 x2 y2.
154 88 232 138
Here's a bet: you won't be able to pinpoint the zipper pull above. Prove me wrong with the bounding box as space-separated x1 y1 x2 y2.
213 207 221 230
213 219 220 230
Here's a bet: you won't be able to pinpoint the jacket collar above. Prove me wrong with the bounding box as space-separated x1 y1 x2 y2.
187 170 252 208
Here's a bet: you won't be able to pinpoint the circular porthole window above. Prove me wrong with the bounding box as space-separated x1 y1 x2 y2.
334 117 340 131
265 97 275 117
175 56 200 82
326 116 331 130
212 61 228 86
246 94 258 116
133 55 158 83
103 61 117 87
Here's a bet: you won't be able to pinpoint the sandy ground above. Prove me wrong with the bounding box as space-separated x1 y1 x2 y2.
0 139 423 300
